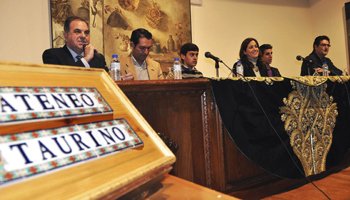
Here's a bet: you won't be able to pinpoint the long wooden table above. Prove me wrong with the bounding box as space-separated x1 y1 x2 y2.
118 77 350 199
117 79 281 194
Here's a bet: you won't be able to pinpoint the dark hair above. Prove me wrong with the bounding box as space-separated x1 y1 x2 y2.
259 44 272 57
130 28 152 47
180 43 199 63
313 35 330 48
64 16 89 33
239 38 259 63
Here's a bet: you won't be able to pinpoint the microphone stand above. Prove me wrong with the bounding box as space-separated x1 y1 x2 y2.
214 60 235 77
222 61 235 77
215 61 219 77
302 58 350 105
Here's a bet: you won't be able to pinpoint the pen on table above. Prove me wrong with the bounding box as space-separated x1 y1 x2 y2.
125 70 127 74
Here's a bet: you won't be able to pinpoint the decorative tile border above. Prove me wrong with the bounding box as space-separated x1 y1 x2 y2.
0 87 113 125
0 119 143 185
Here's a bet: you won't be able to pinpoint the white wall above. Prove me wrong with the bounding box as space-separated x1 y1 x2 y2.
191 0 313 77
308 0 349 73
0 0 349 77
0 1 51 65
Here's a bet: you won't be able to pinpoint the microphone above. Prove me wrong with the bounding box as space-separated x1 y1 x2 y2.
205 52 222 63
83 44 101 59
296 55 312 63
297 55 341 76
296 55 325 68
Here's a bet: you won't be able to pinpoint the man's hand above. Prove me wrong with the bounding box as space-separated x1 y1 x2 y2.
121 73 134 80
316 68 323 73
315 67 330 74
83 44 98 62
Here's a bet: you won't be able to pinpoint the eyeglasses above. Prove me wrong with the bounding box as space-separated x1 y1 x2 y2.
319 44 331 47
139 46 152 52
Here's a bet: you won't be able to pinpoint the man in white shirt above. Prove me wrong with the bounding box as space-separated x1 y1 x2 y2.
119 28 163 80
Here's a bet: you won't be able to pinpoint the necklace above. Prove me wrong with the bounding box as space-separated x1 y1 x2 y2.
254 66 259 72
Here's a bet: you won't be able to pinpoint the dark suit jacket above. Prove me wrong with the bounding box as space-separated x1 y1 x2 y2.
263 65 282 77
300 51 341 76
269 66 282 77
233 60 270 77
42 45 109 72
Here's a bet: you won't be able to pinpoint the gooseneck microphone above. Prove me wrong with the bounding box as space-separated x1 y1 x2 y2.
296 55 324 68
296 55 343 77
205 52 222 63
296 55 312 63
204 51 232 77
83 44 101 59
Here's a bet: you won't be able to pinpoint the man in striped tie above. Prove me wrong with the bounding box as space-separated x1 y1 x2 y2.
42 16 109 72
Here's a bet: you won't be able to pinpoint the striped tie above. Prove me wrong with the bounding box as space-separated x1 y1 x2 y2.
76 55 83 61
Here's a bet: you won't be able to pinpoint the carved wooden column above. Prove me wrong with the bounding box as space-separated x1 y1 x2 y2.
118 79 216 188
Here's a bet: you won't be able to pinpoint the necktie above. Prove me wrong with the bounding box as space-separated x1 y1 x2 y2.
76 55 83 61
267 68 273 77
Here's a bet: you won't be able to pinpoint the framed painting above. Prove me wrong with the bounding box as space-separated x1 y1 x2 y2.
50 0 192 73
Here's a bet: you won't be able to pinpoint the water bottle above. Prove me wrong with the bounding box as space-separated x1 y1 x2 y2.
173 58 182 79
236 60 244 77
322 61 328 76
110 55 121 81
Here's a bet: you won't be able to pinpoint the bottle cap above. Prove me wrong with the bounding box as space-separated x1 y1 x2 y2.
112 55 118 59
174 58 179 61
237 60 242 64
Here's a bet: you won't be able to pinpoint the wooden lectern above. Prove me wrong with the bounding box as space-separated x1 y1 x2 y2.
0 61 175 199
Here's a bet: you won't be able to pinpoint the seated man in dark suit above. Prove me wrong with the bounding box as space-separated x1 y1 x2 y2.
259 44 282 77
300 35 341 76
42 16 109 72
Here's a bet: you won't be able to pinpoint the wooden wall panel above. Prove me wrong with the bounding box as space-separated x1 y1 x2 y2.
117 79 280 193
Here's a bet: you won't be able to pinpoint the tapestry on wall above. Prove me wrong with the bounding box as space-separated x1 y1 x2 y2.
49 0 192 70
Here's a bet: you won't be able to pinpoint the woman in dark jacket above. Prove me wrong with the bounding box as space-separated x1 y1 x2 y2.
233 38 268 77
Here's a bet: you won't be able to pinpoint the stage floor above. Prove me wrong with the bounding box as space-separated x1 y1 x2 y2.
228 154 350 200
263 162 350 200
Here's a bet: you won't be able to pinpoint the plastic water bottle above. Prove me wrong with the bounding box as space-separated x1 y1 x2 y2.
110 55 121 81
173 58 182 79
236 60 244 77
322 61 328 76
